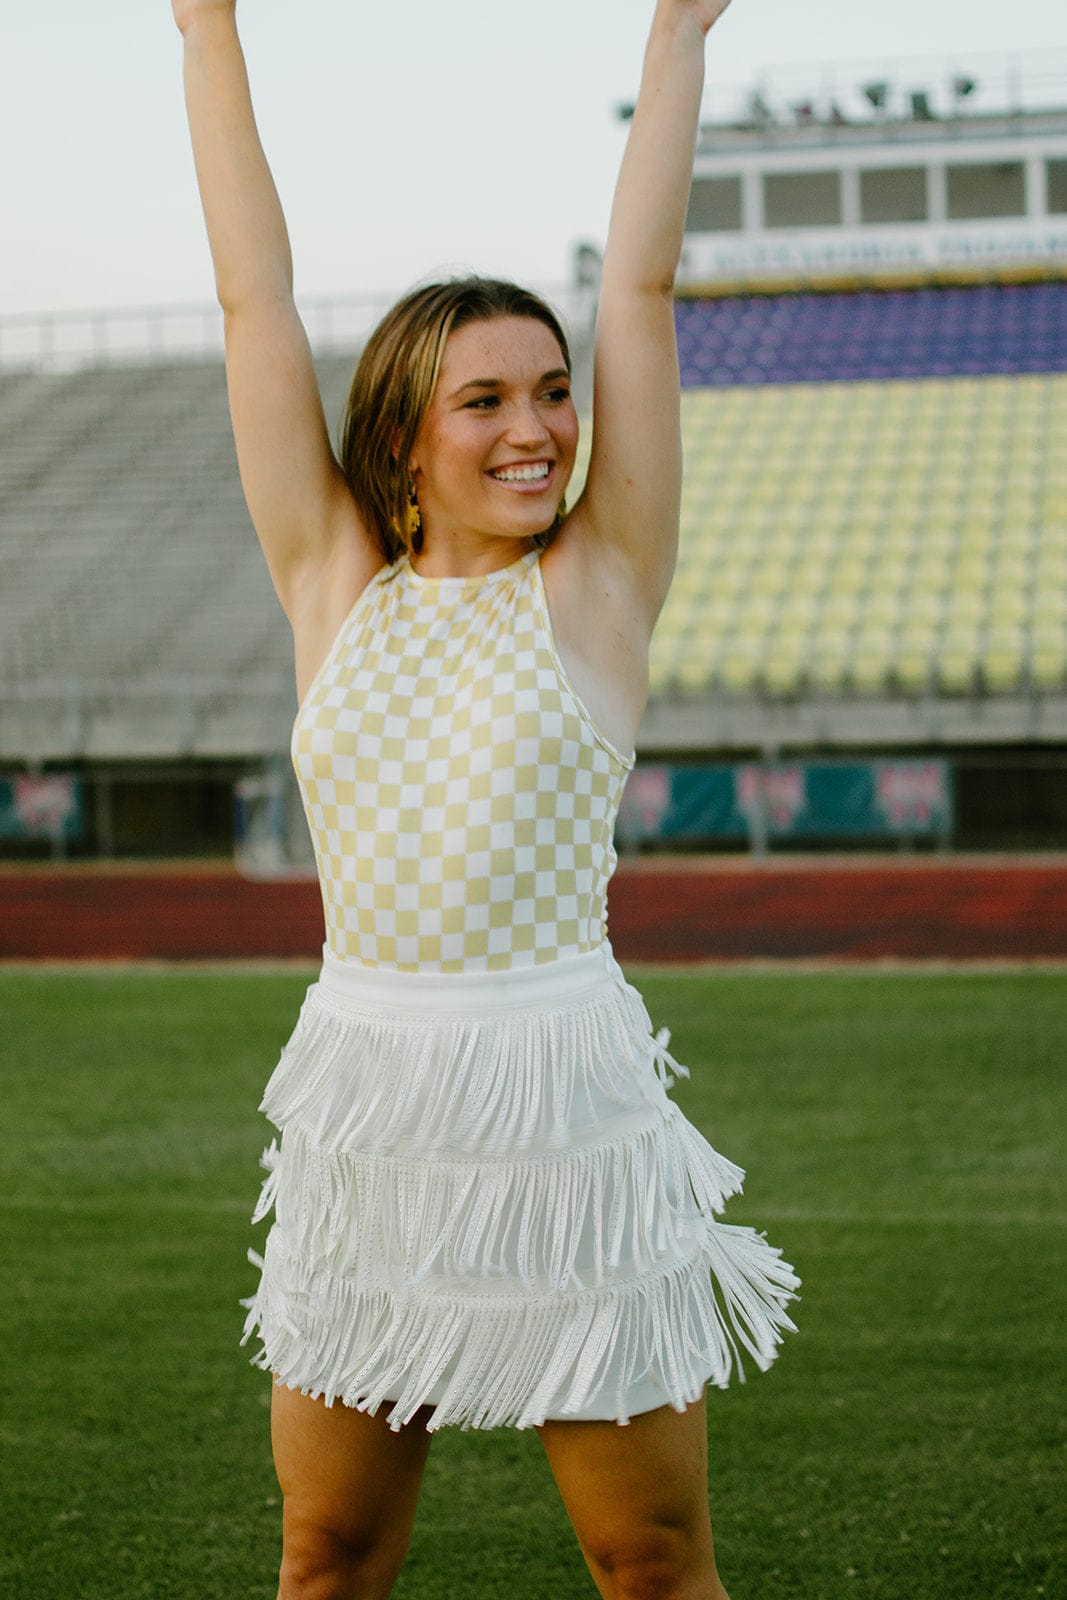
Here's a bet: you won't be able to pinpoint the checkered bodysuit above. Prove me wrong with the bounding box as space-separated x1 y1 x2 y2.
291 548 635 972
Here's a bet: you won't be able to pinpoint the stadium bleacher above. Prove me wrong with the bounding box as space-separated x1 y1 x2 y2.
0 354 356 759
654 282 1067 707
1 282 1066 766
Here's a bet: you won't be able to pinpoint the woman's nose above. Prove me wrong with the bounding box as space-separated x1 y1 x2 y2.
504 400 550 445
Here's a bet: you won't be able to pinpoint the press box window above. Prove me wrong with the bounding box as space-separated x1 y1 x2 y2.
1048 159 1067 215
763 171 842 228
860 166 928 223
686 176 743 232
946 162 1026 220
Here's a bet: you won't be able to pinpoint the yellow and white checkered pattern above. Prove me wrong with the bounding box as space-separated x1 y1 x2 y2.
292 551 633 973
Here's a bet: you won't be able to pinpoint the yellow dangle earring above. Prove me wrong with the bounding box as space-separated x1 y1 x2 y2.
406 474 422 544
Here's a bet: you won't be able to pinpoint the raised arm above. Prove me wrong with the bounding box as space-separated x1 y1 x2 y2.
172 0 377 627
572 0 731 626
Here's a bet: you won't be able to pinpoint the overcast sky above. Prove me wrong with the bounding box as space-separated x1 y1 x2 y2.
1 0 1063 319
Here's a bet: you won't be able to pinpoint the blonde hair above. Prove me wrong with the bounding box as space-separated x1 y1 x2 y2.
339 278 572 563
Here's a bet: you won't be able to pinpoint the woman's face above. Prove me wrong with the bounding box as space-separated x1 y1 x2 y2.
409 315 578 550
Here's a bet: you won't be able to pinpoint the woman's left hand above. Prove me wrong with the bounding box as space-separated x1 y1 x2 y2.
681 0 733 36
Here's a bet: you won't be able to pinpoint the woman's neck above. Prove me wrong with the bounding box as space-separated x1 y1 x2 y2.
409 532 536 579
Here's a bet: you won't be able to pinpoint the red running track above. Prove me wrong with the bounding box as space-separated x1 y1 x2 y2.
3 857 1066 962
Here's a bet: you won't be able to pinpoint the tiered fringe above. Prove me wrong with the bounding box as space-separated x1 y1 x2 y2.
258 972 685 1155
242 952 799 1431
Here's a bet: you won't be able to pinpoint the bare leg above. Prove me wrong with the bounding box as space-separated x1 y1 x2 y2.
538 1394 729 1600
271 1382 434 1600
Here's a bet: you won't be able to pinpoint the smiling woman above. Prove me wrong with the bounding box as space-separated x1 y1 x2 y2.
337 280 578 572
170 2 796 1598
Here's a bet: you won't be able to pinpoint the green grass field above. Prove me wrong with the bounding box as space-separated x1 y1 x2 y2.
1 966 1063 1600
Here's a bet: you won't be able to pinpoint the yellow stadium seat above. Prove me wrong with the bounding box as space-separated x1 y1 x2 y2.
717 650 761 696
895 650 934 694
953 556 992 589
827 561 869 595
911 557 952 590
785 563 824 597
988 597 1029 630
808 635 852 693
902 586 945 620
733 589 778 625
709 595 743 626
900 626 940 661
748 564 788 599
1033 591 1067 625
819 593 861 630
983 646 1024 694
1031 644 1067 690
863 594 905 633
843 530 882 560
986 620 1026 650
938 648 979 694
763 650 806 697
943 601 985 636
676 653 715 694
851 644 894 694
775 620 815 653
711 565 749 598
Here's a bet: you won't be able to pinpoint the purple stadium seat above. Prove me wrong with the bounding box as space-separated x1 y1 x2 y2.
675 283 1067 387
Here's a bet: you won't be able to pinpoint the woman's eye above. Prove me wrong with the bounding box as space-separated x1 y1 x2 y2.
544 387 571 404
465 395 499 410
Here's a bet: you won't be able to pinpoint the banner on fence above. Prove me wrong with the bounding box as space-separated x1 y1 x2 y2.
616 761 953 845
0 774 84 841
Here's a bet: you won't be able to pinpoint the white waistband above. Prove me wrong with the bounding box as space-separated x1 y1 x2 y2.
316 944 624 1014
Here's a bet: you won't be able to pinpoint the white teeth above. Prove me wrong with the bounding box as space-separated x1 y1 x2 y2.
492 464 550 483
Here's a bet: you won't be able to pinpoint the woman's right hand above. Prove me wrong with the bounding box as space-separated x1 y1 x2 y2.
171 0 236 35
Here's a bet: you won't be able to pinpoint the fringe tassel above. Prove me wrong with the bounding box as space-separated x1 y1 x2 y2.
249 1109 745 1296
242 1233 798 1433
652 1027 690 1090
259 978 670 1157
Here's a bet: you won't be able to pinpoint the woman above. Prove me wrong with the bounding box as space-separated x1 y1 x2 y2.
171 2 798 1597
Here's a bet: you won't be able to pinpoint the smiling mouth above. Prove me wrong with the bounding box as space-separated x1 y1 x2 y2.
489 462 552 485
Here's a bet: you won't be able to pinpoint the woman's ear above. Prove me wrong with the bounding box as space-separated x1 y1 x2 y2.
393 430 419 474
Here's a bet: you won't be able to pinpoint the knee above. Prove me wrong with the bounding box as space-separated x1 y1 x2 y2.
278 1518 407 1600
585 1519 720 1600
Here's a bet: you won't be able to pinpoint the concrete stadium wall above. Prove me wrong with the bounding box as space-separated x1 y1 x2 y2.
3 857 1066 963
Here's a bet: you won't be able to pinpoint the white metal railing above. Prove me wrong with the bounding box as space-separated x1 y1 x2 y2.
0 292 392 374
0 281 592 374
697 47 1067 138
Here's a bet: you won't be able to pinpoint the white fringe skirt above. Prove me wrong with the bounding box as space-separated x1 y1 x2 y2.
241 944 799 1432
